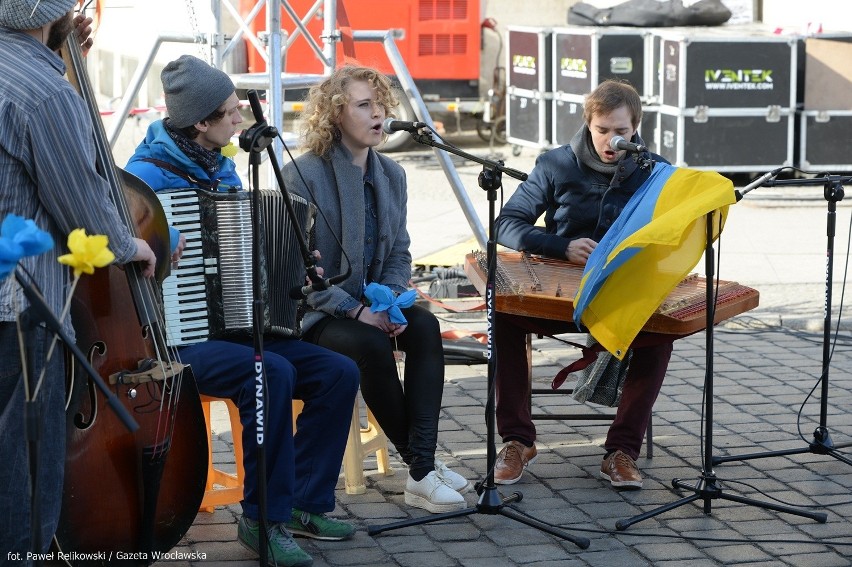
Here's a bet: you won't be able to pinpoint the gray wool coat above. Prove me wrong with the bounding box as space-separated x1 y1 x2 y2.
282 142 413 333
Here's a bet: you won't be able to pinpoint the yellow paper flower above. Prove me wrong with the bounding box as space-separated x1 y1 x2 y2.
221 141 239 158
57 228 115 277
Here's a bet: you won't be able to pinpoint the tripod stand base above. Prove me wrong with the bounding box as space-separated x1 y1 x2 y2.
615 475 827 531
713 429 852 467
367 487 590 549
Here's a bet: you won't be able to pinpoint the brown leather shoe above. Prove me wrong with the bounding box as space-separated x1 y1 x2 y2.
494 441 537 485
600 450 643 489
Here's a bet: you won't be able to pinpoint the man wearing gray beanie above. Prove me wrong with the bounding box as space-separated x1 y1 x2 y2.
162 54 238 129
0 0 76 30
1 0 159 562
126 55 360 567
125 54 244 192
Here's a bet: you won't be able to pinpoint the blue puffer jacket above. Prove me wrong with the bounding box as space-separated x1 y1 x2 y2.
495 140 667 259
125 120 243 251
125 120 242 192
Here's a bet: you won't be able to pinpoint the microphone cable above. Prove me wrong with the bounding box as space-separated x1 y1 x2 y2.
277 131 355 296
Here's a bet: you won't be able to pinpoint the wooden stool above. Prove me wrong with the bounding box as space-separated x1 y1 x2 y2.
199 395 244 512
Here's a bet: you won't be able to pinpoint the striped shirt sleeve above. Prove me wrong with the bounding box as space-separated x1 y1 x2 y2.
26 87 137 264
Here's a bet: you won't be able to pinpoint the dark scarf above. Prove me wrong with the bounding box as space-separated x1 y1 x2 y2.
569 124 620 176
164 118 221 178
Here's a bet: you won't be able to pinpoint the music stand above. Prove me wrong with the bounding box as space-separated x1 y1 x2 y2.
713 173 852 468
615 205 828 530
366 128 590 549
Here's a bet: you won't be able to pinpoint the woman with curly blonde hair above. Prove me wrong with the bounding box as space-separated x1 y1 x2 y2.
283 65 471 514
299 66 399 157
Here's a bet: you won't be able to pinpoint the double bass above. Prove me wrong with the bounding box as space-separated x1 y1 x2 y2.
52 32 208 563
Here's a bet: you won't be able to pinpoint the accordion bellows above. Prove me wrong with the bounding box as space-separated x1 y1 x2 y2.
158 188 316 346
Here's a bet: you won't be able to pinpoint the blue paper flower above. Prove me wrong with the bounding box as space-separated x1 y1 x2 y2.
0 215 54 281
364 282 417 324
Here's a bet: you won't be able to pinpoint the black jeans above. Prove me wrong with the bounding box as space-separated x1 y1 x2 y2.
303 304 445 477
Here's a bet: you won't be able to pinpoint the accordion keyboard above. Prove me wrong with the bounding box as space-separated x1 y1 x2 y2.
159 190 211 346
158 188 315 347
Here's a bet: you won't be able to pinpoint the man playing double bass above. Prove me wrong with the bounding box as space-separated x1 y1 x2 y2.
0 0 162 561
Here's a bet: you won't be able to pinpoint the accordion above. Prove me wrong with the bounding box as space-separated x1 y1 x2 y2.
158 188 316 346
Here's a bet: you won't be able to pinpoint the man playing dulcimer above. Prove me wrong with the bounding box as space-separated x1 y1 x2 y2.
491 80 675 490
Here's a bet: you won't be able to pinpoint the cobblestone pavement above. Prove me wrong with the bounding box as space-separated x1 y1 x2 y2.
129 136 852 566
166 305 852 567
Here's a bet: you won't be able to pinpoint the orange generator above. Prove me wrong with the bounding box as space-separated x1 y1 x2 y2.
239 0 482 100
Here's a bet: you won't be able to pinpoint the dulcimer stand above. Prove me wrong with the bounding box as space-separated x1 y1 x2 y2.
616 178 828 530
366 126 590 549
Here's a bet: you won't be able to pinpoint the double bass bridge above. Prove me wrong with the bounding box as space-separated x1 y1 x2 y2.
109 359 186 386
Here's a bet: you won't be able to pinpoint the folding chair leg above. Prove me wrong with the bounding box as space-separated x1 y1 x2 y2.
645 418 653 459
526 333 656 460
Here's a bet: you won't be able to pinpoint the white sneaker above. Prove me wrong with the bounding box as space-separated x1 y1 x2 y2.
404 471 466 513
434 458 472 494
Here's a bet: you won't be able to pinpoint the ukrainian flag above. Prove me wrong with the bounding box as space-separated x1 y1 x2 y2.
573 162 736 359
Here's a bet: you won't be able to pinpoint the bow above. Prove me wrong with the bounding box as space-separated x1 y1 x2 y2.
364 282 417 324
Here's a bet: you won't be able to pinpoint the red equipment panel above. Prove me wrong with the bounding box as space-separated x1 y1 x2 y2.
239 0 480 81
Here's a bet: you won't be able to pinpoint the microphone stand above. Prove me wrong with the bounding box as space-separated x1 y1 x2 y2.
240 91 350 298
713 172 852 468
238 99 275 567
616 197 828 530
366 127 589 549
238 90 350 565
13 268 139 559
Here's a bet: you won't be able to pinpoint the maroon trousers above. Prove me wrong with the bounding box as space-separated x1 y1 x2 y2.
494 312 674 460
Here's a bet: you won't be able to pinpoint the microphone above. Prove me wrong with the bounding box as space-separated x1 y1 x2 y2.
246 89 266 124
382 118 427 134
737 167 784 200
289 265 352 299
610 136 647 153
239 90 277 152
289 280 332 300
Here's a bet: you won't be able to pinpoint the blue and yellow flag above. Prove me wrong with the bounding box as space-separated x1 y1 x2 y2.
573 163 736 359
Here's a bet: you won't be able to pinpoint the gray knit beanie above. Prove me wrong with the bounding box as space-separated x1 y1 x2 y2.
161 55 235 128
0 0 77 30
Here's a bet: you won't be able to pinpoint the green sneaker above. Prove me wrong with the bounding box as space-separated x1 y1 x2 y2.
284 509 356 541
237 516 313 567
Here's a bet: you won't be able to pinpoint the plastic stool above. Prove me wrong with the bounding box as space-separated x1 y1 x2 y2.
293 395 394 495
199 394 394 512
341 395 394 494
199 395 244 512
